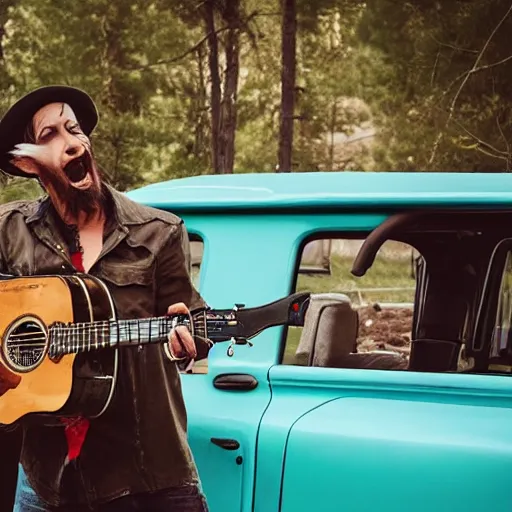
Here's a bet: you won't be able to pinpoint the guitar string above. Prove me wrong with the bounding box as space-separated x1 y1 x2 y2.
49 317 207 355
9 316 210 355
9 325 207 347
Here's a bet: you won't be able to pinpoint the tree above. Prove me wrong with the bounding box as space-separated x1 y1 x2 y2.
359 0 512 172
2 0 507 205
218 0 242 174
278 0 297 172
204 0 222 174
2 0 210 190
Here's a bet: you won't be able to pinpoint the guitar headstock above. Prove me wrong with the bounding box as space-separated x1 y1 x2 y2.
188 292 311 357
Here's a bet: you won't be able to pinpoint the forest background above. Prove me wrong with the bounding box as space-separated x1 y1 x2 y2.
1 0 511 202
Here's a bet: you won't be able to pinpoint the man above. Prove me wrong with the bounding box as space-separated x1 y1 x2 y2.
0 85 209 511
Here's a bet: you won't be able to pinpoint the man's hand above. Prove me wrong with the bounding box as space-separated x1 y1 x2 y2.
167 303 197 360
0 365 21 397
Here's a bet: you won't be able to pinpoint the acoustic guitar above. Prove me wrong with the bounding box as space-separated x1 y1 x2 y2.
0 273 310 426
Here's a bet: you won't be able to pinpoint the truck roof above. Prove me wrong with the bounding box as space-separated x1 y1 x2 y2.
126 171 512 212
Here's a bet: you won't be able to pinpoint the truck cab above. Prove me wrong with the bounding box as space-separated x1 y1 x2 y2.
129 171 512 512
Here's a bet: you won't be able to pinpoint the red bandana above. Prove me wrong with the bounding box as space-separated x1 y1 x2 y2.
60 251 90 462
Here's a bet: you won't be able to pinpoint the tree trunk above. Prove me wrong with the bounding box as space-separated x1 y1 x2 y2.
204 0 222 174
101 2 134 115
329 100 336 170
278 0 297 173
218 0 241 174
0 25 5 62
194 44 208 160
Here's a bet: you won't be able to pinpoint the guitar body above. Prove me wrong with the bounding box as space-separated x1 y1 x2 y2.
0 274 117 425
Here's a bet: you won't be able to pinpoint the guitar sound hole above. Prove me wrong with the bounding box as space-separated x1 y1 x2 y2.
2 316 48 372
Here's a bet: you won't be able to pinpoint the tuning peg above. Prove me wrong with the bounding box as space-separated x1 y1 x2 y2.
226 337 254 357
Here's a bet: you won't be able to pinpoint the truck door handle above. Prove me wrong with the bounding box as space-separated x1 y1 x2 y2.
213 373 258 391
210 437 240 450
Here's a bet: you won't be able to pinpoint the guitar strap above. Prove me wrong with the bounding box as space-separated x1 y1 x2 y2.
60 231 90 463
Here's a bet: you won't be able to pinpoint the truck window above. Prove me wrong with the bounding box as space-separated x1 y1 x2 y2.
491 251 512 360
283 238 417 369
189 237 203 289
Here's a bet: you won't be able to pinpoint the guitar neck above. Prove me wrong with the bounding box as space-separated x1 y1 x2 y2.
49 315 192 356
48 291 311 358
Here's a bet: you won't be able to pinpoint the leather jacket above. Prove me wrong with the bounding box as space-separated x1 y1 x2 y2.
0 185 205 507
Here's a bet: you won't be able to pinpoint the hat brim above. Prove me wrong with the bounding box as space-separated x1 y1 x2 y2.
0 85 99 178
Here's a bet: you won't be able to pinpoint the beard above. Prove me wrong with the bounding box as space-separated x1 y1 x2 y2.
36 150 106 223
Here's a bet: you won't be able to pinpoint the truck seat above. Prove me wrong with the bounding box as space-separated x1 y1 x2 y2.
295 293 407 370
295 293 358 366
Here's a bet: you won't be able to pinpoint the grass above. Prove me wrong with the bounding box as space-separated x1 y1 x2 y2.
296 255 416 305
283 327 304 365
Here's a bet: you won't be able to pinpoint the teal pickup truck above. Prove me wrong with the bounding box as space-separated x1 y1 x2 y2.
129 171 512 512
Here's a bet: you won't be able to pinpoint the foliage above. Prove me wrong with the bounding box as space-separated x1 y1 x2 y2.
0 0 510 202
1 0 208 194
360 0 512 172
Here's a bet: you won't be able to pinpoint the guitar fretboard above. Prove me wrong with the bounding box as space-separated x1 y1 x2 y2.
49 316 187 356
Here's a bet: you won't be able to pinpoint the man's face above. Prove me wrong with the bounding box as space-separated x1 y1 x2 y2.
10 102 104 221
31 102 98 191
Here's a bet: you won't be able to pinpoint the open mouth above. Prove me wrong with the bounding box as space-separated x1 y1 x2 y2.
64 154 90 184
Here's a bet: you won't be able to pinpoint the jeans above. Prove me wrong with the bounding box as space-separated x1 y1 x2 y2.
14 465 209 512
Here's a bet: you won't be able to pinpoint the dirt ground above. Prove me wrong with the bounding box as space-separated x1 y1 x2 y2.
354 304 474 371
357 305 413 354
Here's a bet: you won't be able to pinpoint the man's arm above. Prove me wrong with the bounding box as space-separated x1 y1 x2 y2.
155 221 209 360
155 221 205 315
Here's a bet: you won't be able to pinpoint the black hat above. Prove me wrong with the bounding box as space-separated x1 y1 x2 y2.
0 85 99 178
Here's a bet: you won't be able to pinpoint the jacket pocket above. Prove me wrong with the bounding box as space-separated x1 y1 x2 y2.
97 260 156 319
100 260 154 287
